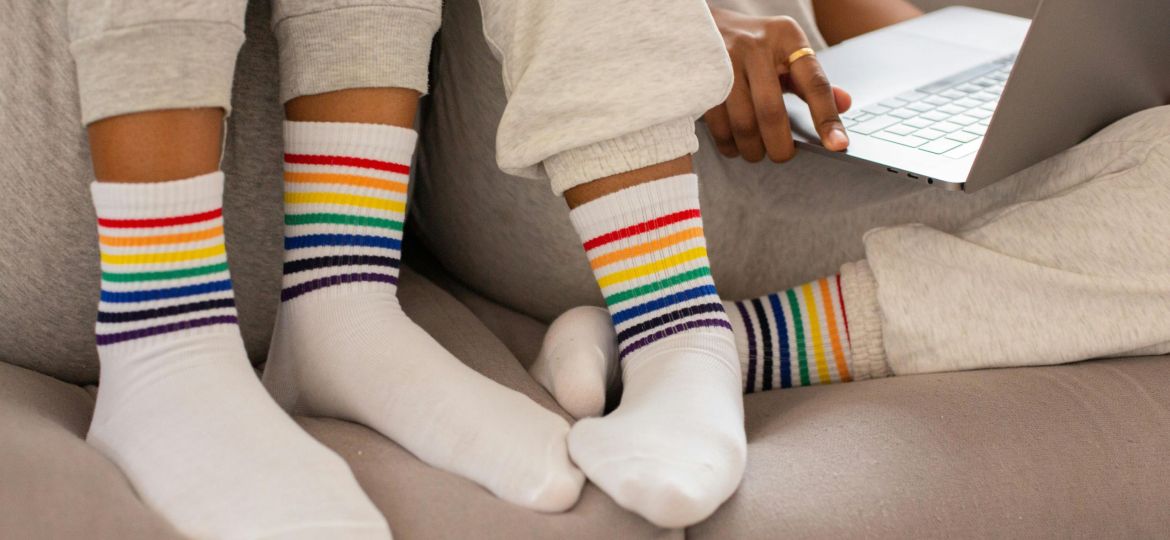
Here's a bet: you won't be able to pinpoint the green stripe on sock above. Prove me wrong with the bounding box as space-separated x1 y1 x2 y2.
101 262 229 283
604 267 712 306
284 213 404 231
786 289 810 386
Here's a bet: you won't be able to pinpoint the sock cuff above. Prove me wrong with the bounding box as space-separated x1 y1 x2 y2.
90 171 224 219
283 121 418 163
839 260 892 380
568 173 700 242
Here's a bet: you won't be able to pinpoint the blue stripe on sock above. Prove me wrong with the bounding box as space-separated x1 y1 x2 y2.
768 293 792 389
611 284 719 325
100 279 233 303
284 234 402 251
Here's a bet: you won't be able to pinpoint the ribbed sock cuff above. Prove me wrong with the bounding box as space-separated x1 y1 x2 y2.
839 260 892 380
283 121 418 159
91 171 225 218
548 118 699 196
568 173 699 235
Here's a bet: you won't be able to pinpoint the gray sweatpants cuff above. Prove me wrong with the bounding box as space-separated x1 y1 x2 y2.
274 5 441 103
545 118 699 196
70 21 245 125
840 260 892 380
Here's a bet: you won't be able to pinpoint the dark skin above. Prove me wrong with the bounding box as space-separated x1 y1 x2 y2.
705 0 922 163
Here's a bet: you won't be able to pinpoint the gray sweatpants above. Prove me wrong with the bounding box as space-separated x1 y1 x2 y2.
1 0 1167 386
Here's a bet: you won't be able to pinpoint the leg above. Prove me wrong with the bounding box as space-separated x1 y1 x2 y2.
536 105 1170 401
472 0 747 527
70 2 388 536
262 0 584 512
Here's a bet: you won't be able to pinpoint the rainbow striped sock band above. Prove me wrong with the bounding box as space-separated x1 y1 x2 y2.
570 174 732 361
280 121 417 302
92 173 239 347
729 275 853 392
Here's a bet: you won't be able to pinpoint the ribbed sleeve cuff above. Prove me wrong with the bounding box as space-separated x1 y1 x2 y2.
274 5 440 103
546 118 699 196
70 22 244 125
839 260 892 380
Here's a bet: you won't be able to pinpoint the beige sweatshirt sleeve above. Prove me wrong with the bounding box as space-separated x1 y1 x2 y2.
476 0 735 194
67 0 248 125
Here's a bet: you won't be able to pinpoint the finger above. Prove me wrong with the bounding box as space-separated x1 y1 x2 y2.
834 86 852 114
788 56 849 151
703 106 740 158
744 49 795 162
725 62 766 162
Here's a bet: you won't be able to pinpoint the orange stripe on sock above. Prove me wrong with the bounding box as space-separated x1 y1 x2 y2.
819 278 852 382
284 171 407 194
589 227 704 270
99 225 223 247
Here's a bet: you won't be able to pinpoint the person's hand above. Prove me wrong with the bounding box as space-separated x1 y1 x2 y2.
705 8 853 163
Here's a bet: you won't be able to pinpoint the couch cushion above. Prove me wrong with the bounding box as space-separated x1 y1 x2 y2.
691 356 1170 539
0 361 184 539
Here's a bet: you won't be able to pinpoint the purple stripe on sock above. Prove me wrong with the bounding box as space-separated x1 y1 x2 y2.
280 272 398 302
96 315 238 346
618 318 733 360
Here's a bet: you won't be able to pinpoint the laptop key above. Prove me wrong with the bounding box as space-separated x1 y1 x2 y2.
946 130 980 143
905 101 935 113
937 104 967 115
940 89 967 100
921 110 950 122
884 124 918 136
862 105 892 115
914 128 947 140
967 108 993 119
879 98 908 109
956 83 983 93
924 95 951 106
971 91 1000 102
874 131 929 148
963 124 989 136
888 108 919 119
949 114 980 126
903 117 934 129
849 115 901 135
920 138 962 154
931 121 964 133
954 97 983 109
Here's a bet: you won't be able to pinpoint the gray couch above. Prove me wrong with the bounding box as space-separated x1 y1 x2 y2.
4 0 1169 538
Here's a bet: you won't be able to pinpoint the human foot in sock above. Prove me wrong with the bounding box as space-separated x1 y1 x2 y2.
565 174 747 528
534 267 892 410
263 121 584 512
89 173 390 539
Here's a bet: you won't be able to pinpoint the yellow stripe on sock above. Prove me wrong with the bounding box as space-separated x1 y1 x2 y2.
596 247 707 289
100 244 226 265
589 227 704 270
284 171 407 194
284 192 405 214
801 282 832 384
819 278 852 382
99 225 223 247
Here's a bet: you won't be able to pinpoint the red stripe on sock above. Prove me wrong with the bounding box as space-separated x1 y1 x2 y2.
97 208 222 229
582 209 701 251
284 153 410 175
836 273 851 348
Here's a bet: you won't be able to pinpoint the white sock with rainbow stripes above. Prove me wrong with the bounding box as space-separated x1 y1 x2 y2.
263 121 584 512
88 172 390 539
565 174 746 529
532 271 892 417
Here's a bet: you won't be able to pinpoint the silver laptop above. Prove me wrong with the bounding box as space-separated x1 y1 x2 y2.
783 0 1170 192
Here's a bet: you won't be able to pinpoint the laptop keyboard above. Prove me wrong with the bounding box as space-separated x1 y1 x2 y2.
841 54 1015 159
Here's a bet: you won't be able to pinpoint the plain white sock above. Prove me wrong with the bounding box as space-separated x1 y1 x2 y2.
566 174 747 528
263 121 584 512
529 306 618 419
89 173 390 540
